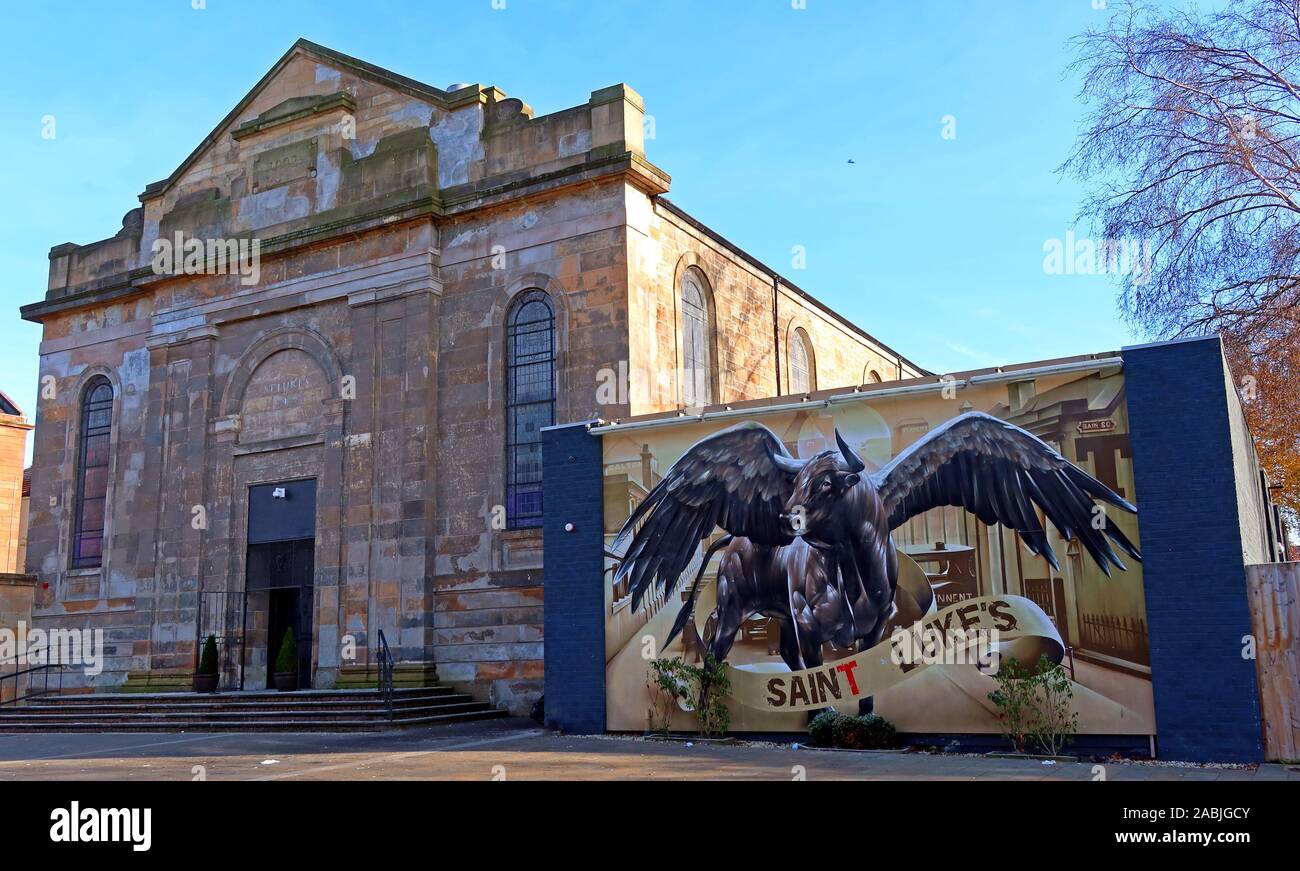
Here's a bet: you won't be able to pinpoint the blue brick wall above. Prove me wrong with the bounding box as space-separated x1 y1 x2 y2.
541 421 606 734
1124 336 1264 762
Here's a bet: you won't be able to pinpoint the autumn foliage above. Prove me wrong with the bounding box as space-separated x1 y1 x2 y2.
1224 335 1300 524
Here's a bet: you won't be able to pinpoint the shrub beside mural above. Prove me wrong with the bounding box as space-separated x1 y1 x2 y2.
601 367 1155 737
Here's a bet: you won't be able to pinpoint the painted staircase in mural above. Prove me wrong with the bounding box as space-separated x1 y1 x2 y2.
0 686 506 732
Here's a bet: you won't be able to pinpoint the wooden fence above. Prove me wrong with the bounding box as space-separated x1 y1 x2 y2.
1246 562 1300 761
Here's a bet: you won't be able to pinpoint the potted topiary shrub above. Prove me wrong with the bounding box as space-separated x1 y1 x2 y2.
193 634 220 693
273 627 299 691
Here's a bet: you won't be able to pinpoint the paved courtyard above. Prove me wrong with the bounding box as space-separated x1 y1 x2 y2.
0 720 1295 781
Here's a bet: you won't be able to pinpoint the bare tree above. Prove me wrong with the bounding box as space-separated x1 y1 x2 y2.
1067 0 1300 523
1066 0 1300 351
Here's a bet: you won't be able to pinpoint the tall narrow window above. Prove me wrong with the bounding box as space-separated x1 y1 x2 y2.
790 328 815 394
72 377 113 569
505 290 555 529
680 272 712 406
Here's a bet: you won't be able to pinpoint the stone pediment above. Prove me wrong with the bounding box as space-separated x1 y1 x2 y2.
139 39 483 204
231 92 356 142
129 43 461 273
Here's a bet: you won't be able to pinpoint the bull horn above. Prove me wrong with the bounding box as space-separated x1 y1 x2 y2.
769 447 805 476
835 429 866 473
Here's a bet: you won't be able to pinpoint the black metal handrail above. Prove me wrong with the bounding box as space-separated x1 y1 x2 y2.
0 661 68 707
375 630 395 721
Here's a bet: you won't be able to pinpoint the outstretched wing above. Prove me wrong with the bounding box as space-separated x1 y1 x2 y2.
873 412 1140 574
613 421 798 610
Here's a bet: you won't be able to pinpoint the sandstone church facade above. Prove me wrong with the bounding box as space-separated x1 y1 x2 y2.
20 40 924 713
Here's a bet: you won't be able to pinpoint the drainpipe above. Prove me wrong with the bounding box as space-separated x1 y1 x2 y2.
772 273 782 395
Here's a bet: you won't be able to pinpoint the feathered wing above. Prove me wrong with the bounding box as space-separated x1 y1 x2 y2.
873 412 1141 574
612 421 798 611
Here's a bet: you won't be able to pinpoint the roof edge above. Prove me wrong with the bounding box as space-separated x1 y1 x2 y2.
590 349 1123 433
0 389 24 417
654 197 930 376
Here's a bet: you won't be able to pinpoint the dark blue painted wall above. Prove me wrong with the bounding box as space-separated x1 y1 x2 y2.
1124 336 1264 762
541 421 606 734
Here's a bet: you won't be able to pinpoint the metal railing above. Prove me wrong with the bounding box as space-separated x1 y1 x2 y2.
1078 611 1150 666
0 661 68 707
375 630 395 721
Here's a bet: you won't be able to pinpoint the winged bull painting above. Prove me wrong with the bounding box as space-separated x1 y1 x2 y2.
611 410 1143 716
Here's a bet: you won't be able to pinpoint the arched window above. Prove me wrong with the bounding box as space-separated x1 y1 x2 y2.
680 271 712 407
864 366 884 385
72 377 113 569
789 328 815 394
505 290 555 529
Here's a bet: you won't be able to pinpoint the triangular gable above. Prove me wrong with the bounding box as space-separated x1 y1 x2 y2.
139 38 483 203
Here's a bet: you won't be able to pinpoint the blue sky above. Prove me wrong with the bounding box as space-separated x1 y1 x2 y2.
0 0 1161 464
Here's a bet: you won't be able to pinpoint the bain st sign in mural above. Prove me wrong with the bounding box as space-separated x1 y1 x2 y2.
600 366 1156 735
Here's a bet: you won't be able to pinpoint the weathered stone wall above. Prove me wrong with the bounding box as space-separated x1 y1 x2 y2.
625 197 923 415
0 405 32 575
28 223 443 692
28 190 639 710
432 179 633 711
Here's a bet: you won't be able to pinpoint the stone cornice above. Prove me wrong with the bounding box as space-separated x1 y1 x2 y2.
35 248 441 357
440 151 669 215
144 325 219 351
229 92 356 142
22 154 666 324
346 280 441 308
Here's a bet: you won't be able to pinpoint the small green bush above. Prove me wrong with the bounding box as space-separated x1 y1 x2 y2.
812 711 900 750
198 634 219 676
987 655 1078 755
646 654 731 738
832 713 868 749
647 658 690 734
808 710 840 747
857 713 898 749
275 627 298 674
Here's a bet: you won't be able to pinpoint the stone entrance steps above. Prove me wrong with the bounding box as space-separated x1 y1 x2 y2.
0 687 507 732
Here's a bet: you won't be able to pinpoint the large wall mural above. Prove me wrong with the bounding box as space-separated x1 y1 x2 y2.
602 369 1156 734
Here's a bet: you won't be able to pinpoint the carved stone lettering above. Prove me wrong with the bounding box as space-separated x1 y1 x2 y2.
252 139 317 191
239 349 328 443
